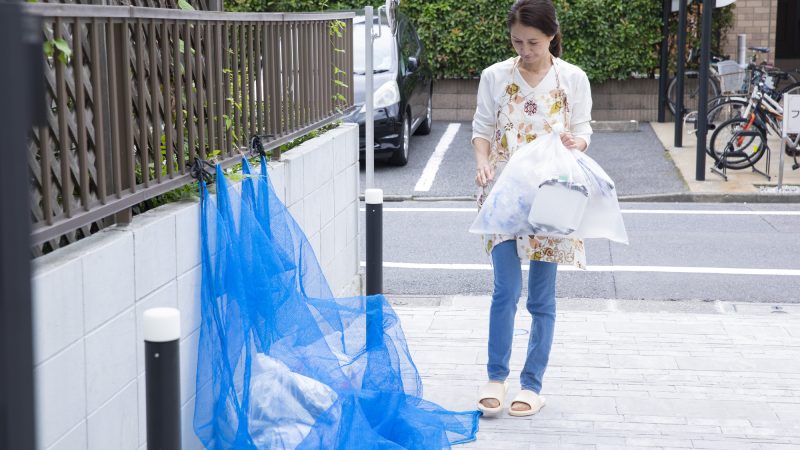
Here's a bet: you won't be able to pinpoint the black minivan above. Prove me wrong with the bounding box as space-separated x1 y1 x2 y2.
343 12 433 166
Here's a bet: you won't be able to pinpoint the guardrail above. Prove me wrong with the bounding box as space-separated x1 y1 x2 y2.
24 3 354 251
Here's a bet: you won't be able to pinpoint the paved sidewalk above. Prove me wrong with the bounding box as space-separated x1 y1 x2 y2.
391 296 800 449
650 121 800 197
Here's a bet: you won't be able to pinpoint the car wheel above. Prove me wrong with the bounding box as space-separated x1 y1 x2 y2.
415 93 433 135
389 114 410 166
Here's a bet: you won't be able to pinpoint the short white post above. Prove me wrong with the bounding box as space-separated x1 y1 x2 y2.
143 307 181 450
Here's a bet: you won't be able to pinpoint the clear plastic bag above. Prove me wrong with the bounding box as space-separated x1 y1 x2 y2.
469 125 628 244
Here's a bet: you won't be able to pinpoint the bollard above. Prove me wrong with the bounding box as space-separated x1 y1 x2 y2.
737 34 747 67
143 308 182 450
365 188 383 296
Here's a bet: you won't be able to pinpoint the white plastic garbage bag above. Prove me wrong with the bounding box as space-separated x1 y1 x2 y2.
246 353 338 449
469 124 628 244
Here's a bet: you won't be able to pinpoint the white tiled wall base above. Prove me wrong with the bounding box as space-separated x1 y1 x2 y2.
31 123 361 450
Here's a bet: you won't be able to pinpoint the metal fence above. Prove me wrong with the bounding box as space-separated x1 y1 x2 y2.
35 0 223 11
24 3 354 252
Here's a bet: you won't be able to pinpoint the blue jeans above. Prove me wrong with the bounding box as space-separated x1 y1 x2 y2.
488 240 557 394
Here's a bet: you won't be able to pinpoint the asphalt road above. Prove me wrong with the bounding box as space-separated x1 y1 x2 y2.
359 121 800 303
361 121 687 199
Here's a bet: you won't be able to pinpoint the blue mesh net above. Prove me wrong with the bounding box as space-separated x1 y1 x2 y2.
194 156 480 449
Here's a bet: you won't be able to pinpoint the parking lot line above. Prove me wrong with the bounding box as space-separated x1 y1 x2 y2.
414 123 461 192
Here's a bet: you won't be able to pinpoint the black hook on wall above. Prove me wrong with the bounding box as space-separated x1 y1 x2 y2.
248 134 275 159
190 158 216 184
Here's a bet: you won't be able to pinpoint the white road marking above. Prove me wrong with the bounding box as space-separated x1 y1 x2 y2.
360 261 800 276
360 207 800 216
413 123 461 192
621 209 800 216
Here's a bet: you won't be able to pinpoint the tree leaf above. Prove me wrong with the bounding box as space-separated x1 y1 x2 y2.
178 0 195 11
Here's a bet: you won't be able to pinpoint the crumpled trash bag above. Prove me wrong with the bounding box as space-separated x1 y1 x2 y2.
246 354 337 449
469 124 628 244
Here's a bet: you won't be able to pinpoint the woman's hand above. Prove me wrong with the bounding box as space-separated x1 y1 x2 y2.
475 161 495 187
560 132 587 152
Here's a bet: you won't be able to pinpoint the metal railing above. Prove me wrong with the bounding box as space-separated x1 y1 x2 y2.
35 0 223 11
24 3 354 251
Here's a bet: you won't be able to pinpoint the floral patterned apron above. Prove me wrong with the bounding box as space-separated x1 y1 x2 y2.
479 56 586 269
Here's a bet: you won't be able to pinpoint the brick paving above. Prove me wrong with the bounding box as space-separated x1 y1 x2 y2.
392 296 800 449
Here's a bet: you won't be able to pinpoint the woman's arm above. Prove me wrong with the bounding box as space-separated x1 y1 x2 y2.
474 137 494 186
473 68 496 186
566 70 593 152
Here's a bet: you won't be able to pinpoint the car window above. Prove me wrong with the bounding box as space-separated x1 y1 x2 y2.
398 21 420 76
353 23 394 74
399 22 420 59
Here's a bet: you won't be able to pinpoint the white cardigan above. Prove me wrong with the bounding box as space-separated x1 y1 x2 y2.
472 57 593 149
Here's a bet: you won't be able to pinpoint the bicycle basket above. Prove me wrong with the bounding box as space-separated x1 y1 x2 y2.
715 60 746 94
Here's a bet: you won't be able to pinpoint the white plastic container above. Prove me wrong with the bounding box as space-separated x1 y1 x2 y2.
528 177 589 236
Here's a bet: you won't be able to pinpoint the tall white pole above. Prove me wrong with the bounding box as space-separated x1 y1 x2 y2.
365 6 375 190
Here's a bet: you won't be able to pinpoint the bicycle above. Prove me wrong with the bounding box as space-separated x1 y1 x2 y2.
689 64 800 155
706 70 800 177
667 47 798 116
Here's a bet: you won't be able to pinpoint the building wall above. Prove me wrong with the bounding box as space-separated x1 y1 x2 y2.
433 78 664 123
722 0 778 63
30 123 361 450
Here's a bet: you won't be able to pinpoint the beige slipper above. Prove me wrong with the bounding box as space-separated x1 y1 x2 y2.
477 381 508 416
508 390 546 417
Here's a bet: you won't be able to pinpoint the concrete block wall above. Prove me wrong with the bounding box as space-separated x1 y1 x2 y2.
722 0 778 62
433 78 662 123
30 122 361 450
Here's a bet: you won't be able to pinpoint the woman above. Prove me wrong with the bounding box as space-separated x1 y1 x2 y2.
472 0 592 417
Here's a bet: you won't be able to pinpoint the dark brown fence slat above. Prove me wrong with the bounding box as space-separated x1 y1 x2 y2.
268 22 278 140
231 24 241 151
184 20 196 166
90 19 107 203
322 22 334 118
122 22 136 195
214 23 224 155
222 21 232 156
39 127 53 225
54 18 72 218
314 21 321 122
136 20 149 187
205 21 216 157
107 21 121 197
254 22 263 136
173 20 184 173
247 23 256 135
281 21 289 137
73 19 90 210
237 24 245 146
162 20 174 178
346 18 353 106
195 21 205 159
148 20 161 184
291 22 298 133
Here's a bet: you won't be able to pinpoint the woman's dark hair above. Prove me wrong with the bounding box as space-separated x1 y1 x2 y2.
508 0 562 58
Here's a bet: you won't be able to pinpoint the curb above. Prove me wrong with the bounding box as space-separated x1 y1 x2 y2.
591 120 640 132
618 192 800 203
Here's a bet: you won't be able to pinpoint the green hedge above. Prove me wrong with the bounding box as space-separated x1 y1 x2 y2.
225 0 734 82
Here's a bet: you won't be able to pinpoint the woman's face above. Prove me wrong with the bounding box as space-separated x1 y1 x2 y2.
510 23 554 65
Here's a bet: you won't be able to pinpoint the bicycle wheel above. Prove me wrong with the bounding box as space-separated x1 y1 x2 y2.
709 117 768 170
667 70 721 116
692 98 748 158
